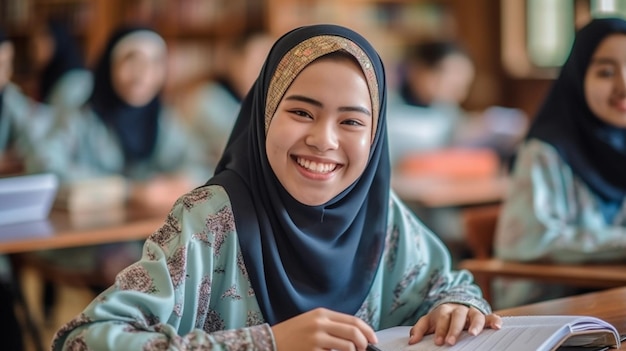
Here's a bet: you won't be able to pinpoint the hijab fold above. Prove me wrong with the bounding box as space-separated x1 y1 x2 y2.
526 18 626 222
207 25 390 324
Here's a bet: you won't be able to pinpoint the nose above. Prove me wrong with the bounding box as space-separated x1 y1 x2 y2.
305 119 339 152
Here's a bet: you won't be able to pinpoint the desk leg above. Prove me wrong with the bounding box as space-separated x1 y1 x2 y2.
9 255 44 351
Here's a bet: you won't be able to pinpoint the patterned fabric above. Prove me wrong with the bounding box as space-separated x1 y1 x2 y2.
51 186 490 350
495 139 626 263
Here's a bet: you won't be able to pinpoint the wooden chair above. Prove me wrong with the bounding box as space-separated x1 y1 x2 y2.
458 204 626 305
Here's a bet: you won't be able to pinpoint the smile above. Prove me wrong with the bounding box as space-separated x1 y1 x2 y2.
295 157 338 174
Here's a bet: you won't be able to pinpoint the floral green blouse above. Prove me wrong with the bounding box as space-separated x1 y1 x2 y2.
495 139 626 263
52 186 490 351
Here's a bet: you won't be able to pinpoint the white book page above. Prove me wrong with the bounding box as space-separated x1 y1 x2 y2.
374 316 597 351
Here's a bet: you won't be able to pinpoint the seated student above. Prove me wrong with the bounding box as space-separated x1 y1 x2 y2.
29 26 207 290
30 20 93 109
186 31 273 171
0 29 54 175
51 24 501 351
387 40 475 167
32 25 206 207
494 17 626 308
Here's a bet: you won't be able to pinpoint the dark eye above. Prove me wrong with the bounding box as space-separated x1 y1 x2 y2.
597 69 614 78
342 119 365 127
290 110 312 119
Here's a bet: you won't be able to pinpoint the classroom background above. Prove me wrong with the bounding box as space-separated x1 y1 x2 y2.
2 0 626 350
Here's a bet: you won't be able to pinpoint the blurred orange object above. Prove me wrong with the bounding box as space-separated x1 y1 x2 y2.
396 147 500 180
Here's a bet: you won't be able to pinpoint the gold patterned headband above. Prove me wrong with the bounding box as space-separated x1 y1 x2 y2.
265 35 379 140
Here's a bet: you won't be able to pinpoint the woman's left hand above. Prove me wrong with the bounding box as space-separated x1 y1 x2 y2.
408 303 502 346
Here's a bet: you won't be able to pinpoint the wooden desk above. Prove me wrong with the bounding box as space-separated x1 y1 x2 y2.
496 287 626 350
461 258 626 288
391 174 508 208
0 206 167 254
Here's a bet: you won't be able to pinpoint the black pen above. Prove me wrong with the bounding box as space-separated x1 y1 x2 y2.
366 344 383 351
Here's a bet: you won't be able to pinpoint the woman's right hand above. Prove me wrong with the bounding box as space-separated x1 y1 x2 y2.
271 308 377 351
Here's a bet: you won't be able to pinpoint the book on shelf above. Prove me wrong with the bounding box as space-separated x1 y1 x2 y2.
373 315 621 351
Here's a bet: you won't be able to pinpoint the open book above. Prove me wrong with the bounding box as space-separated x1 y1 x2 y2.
374 315 621 351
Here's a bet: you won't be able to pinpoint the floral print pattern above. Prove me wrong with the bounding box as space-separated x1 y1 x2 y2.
52 188 490 351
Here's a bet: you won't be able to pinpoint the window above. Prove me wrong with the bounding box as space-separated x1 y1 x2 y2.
502 0 626 78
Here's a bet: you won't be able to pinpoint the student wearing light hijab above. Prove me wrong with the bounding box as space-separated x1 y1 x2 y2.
29 26 206 294
52 24 500 351
495 17 626 308
30 20 93 108
33 26 206 204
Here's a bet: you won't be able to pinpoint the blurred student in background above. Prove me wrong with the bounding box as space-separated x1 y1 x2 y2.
32 25 206 204
30 20 93 109
387 40 475 167
0 27 43 351
29 26 207 295
186 31 273 171
0 29 54 176
494 17 626 308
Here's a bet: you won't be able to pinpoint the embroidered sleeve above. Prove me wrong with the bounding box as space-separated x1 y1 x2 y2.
384 192 492 323
495 140 626 263
51 187 276 351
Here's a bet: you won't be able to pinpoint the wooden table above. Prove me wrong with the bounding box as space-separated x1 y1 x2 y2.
0 205 169 351
0 206 168 254
496 287 626 350
391 174 508 208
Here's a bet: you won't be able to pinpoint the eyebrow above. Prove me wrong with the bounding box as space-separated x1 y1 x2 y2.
590 57 618 65
284 94 371 116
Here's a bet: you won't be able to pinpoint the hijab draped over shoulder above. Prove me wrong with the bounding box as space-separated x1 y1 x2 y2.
526 18 626 220
89 26 165 164
207 24 389 325
39 21 86 102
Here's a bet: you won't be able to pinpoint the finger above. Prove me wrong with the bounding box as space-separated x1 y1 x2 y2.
433 309 452 346
325 320 369 350
317 333 359 351
485 314 503 330
445 307 471 345
466 308 486 336
409 315 431 344
325 311 378 345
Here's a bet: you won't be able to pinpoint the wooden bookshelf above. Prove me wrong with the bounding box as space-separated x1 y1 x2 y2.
2 0 264 100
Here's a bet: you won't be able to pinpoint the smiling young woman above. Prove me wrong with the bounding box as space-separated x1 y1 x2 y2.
52 24 500 351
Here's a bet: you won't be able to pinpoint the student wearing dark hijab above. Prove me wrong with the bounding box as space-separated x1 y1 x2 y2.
30 20 93 108
0 28 54 174
52 24 500 351
494 17 626 308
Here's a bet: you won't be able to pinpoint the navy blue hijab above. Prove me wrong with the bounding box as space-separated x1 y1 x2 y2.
526 18 626 221
207 24 390 324
89 26 163 164
39 21 85 102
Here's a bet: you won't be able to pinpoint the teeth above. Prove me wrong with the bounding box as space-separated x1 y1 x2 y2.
296 157 337 173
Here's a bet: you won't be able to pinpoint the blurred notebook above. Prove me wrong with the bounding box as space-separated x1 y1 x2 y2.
0 173 59 226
